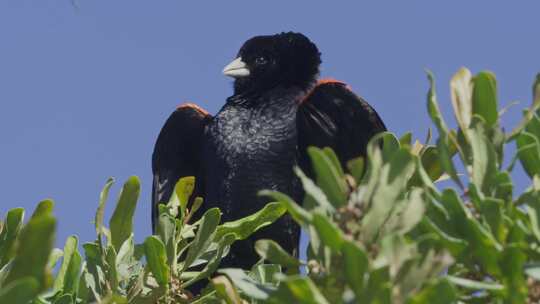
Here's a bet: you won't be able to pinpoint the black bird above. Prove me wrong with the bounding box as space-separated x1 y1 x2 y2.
152 32 386 270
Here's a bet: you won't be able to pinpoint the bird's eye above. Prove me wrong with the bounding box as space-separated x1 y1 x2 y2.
255 56 268 65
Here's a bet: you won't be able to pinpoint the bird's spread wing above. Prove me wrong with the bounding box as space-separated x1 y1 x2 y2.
152 103 211 232
297 79 387 173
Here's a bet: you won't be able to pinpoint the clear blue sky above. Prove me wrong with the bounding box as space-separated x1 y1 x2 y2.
1 1 539 247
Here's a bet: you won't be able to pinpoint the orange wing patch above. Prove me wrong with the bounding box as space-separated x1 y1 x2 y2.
176 102 209 116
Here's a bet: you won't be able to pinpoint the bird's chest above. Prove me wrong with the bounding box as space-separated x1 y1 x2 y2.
206 102 298 166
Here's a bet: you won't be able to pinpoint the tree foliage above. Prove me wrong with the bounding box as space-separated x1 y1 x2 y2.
1 68 540 303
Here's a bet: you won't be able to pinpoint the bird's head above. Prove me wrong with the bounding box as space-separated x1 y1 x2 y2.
223 32 321 95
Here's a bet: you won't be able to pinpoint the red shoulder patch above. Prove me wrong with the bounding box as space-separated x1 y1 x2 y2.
176 102 209 116
300 78 350 104
316 78 347 86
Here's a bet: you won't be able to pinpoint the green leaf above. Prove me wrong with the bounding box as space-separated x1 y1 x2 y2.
272 276 330 304
516 131 540 178
294 167 334 213
183 208 221 270
258 191 311 226
168 176 196 219
96 177 114 241
312 213 343 252
322 147 345 177
5 215 55 290
346 157 365 183
436 136 463 188
47 248 64 269
500 246 527 303
254 239 301 273
407 279 457 304
215 201 287 240
157 213 176 271
420 146 443 181
361 148 416 242
31 199 54 219
472 71 498 126
115 234 136 283
250 264 282 285
109 176 140 251
105 245 118 291
212 275 243 304
399 132 413 147
53 294 74 304
380 132 401 161
450 67 473 132
0 208 25 267
307 147 348 207
143 236 169 288
182 233 235 288
446 275 504 291
0 277 39 304
53 236 81 294
426 70 449 135
341 240 368 298
470 117 498 193
219 268 273 300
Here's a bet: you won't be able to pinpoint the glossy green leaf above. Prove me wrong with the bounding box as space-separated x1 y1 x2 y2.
446 275 503 291
215 201 287 240
399 132 413 147
115 234 136 283
168 176 195 219
53 235 80 293
420 146 443 181
322 147 345 177
31 199 54 219
346 156 365 183
341 240 368 298
472 71 498 126
272 276 330 304
516 131 540 178
212 275 243 304
294 167 334 213
312 213 343 252
450 67 473 132
219 268 273 300
307 147 348 207
470 117 498 193
105 245 118 291
0 277 39 304
109 176 140 251
5 215 55 290
143 236 169 287
182 233 235 288
250 264 282 285
255 239 301 273
183 208 221 270
380 132 401 161
426 70 450 135
407 279 457 304
95 177 114 241
157 213 176 269
0 208 25 267
361 148 416 242
258 191 311 226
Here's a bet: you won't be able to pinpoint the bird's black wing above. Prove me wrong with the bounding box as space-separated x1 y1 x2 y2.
297 80 386 174
152 103 211 232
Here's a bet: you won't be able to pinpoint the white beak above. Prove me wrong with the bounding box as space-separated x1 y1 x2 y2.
222 57 250 78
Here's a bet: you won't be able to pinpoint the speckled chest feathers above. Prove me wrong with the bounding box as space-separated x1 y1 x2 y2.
203 87 303 220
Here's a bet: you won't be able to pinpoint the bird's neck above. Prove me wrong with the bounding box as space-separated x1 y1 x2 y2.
227 84 308 108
